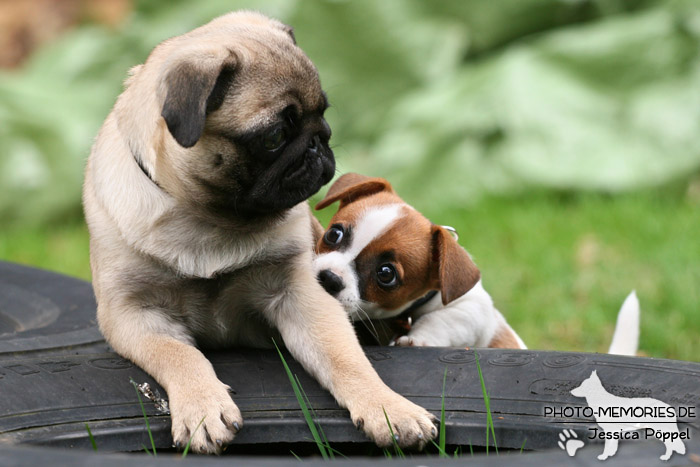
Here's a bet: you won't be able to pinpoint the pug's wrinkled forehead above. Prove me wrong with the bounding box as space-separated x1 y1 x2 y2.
153 10 328 148
211 77 330 137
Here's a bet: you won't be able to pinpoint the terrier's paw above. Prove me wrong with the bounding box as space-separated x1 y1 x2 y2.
393 336 414 347
351 391 436 450
394 335 429 347
169 381 242 454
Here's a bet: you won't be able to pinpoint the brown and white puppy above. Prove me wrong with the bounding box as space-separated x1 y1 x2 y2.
83 12 435 455
313 173 526 349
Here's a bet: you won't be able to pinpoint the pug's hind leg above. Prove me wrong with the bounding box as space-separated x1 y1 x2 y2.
98 305 242 454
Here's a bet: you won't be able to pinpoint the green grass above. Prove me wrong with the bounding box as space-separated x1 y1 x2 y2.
181 417 205 458
277 342 450 460
427 190 700 361
474 352 497 455
382 407 405 459
126 378 202 457
130 378 157 456
274 340 334 460
0 220 91 280
85 423 98 452
1 191 697 361
438 367 447 456
278 346 500 459
429 367 449 458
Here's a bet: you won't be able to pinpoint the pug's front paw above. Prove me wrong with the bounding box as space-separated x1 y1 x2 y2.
351 390 436 450
169 381 242 454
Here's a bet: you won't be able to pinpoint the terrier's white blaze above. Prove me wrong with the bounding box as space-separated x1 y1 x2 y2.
347 204 404 259
608 290 640 356
313 204 405 319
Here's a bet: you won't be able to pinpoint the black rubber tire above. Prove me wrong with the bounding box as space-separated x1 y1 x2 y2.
0 261 102 354
1 261 698 466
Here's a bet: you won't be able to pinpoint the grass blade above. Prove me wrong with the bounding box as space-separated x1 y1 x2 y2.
130 378 157 457
474 353 497 455
324 445 349 459
429 367 449 458
294 374 335 459
84 423 97 452
439 367 447 457
382 406 405 458
520 438 527 453
181 416 205 458
430 440 446 458
273 339 329 460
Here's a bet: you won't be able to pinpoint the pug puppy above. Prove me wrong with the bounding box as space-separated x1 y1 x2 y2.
82 11 436 454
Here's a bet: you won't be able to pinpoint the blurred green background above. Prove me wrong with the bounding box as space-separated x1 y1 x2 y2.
0 0 697 360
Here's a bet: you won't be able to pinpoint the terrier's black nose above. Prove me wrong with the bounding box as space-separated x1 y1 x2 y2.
317 269 345 296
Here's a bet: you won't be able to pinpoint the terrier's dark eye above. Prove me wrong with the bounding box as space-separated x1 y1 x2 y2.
376 263 398 288
323 225 344 246
263 126 287 152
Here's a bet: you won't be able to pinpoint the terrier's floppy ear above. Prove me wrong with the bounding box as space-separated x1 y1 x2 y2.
315 173 394 210
161 50 237 148
431 225 481 305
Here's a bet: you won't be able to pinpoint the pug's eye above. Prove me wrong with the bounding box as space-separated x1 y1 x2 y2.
263 126 287 151
323 225 344 246
376 264 398 288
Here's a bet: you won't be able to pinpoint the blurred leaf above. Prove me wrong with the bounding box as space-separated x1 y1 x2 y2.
1 0 699 226
348 5 700 211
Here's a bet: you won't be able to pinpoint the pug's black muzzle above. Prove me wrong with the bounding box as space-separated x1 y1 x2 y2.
244 138 335 216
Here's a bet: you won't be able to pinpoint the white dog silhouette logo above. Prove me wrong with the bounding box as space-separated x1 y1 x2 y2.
570 370 686 461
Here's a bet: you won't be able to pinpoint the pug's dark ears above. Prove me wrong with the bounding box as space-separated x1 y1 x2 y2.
315 173 394 210
161 52 237 148
430 225 480 305
282 24 296 44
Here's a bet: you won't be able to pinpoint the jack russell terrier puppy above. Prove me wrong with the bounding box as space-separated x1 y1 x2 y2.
312 173 639 355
